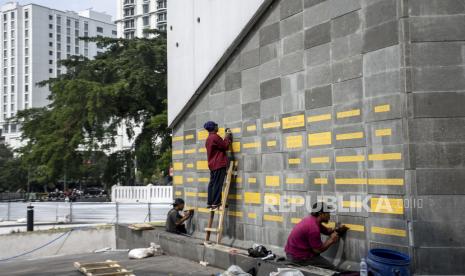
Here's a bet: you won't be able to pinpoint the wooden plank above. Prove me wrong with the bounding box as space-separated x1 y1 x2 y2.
204 228 218 232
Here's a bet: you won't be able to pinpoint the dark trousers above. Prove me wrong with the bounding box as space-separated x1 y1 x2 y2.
286 253 337 271
207 167 226 206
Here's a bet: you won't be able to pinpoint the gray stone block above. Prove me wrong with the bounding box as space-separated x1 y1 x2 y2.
415 247 465 275
242 119 260 138
281 111 307 133
284 172 309 191
260 77 282 99
367 217 409 246
411 15 465 42
364 71 401 97
415 195 465 222
280 0 303 20
209 93 225 110
244 154 262 172
259 59 280 81
414 143 465 169
259 43 279 64
366 119 403 146
262 153 285 172
367 169 405 195
242 101 261 120
306 63 332 88
283 132 306 152
242 32 260 53
364 0 397 28
303 0 331 28
363 20 399 53
242 67 260 104
244 172 262 191
334 124 366 148
304 21 331 49
363 94 403 122
332 78 363 105
332 55 363 83
363 45 401 76
306 43 330 67
409 118 465 143
330 0 361 19
307 148 334 171
283 91 305 113
412 66 465 92
335 147 367 170
281 71 306 94
225 89 241 105
261 132 283 153
285 151 306 170
308 171 335 192
261 115 282 134
331 10 361 39
261 96 283 117
225 72 242 91
259 22 281 46
334 101 363 125
334 170 367 193
211 108 225 125
409 0 465 16
283 32 304 55
331 33 363 62
304 0 325 9
224 104 242 123
416 169 465 195
240 48 260 70
412 42 465 67
337 215 367 241
412 92 465 118
210 74 225 94
183 115 196 130
280 13 303 39
367 144 405 169
305 85 332 109
280 51 304 75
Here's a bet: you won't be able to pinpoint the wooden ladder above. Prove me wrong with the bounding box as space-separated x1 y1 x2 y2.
205 160 236 244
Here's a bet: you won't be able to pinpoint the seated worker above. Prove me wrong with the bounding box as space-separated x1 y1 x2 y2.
204 121 232 209
285 202 341 270
165 198 193 234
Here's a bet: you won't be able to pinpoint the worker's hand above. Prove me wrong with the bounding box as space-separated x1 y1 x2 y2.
184 210 192 217
328 232 339 244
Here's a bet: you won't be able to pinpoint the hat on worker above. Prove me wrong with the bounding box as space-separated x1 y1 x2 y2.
172 198 185 206
204 121 218 132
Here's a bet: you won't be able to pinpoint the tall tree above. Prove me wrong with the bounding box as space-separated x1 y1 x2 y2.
16 32 169 187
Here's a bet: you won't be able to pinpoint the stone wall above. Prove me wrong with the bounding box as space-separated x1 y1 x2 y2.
170 0 465 273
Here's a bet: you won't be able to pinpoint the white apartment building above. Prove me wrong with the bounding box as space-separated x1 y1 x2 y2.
0 2 116 148
116 0 167 38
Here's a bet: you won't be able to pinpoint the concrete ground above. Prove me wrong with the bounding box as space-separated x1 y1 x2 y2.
0 251 223 276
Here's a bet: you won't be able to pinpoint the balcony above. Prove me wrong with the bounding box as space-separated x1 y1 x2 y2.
123 0 135 7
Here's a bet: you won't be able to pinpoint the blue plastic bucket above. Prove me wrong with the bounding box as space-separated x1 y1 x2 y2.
367 248 411 276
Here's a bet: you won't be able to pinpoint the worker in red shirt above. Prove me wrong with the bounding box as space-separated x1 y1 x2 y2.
285 202 343 270
204 121 232 209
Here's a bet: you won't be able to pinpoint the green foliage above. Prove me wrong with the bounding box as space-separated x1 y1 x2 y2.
15 32 169 189
0 144 28 192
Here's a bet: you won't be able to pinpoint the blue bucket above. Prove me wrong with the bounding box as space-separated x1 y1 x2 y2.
367 248 411 276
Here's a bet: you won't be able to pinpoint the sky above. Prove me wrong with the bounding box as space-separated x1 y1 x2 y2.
0 0 116 20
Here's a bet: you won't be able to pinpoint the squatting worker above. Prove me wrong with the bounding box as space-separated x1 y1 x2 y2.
204 121 232 209
285 202 341 270
165 198 193 234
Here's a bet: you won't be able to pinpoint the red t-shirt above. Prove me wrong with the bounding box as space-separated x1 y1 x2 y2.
205 133 231 171
285 216 328 260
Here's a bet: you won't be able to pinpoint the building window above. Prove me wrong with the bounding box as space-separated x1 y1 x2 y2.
57 52 61 59
49 68 53 73
67 45 70 52
10 124 16 133
75 21 79 29
25 57 28 65
143 16 149 26
49 50 53 56
49 24 53 29
24 29 28 38
75 47 79 54
75 30 79 36
84 22 88 31
25 75 28 83
10 12 14 20
57 25 61 33
124 20 134 28
143 4 149 14
157 0 166 9
10 85 14 92
49 60 53 65
49 33 53 38
25 94 28 101
97 26 103 33
66 36 71 44
57 43 61 50
49 15 53 20
25 85 28 92
75 38 79 44
57 34 61 41
124 8 134 16
67 28 70 35
157 13 166 22
66 19 71 26
3 14 7 21
25 48 29 55
112 30 117 36
57 16 61 25
24 11 29 19
49 42 53 47
10 67 14 74
84 49 88 56
24 103 28 109
3 124 8 134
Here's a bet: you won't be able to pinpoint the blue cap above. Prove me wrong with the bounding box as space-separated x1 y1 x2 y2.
204 121 218 132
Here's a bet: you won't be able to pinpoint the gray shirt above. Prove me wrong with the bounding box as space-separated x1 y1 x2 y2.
165 208 182 233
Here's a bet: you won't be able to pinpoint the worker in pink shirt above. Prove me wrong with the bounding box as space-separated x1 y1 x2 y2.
285 202 342 270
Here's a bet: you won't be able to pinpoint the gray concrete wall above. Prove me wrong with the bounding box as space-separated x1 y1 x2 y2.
170 0 465 274
0 226 116 260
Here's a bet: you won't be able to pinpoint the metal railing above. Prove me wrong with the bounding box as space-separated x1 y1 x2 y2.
0 202 170 224
111 185 173 204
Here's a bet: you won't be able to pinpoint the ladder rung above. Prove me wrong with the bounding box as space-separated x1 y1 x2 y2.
205 227 218 232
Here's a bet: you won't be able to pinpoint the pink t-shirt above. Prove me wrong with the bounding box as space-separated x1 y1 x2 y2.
285 216 323 260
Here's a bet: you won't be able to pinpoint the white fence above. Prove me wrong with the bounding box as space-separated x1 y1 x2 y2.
0 202 170 224
111 185 173 204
